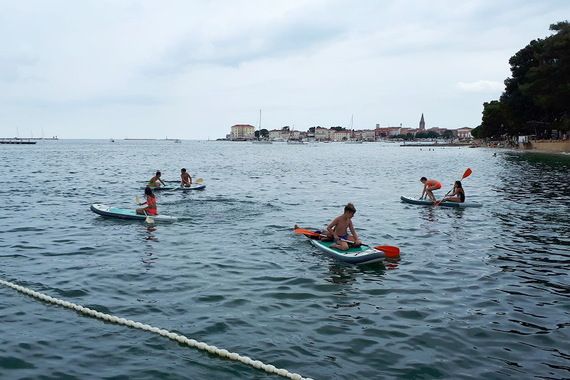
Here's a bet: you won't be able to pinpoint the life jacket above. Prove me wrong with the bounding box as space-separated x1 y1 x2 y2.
146 196 158 215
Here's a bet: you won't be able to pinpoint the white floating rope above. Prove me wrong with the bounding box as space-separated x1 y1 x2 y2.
0 277 314 380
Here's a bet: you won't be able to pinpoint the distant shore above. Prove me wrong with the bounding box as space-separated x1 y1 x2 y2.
479 139 570 154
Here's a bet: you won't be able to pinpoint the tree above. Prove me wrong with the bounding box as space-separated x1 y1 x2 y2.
442 130 454 139
479 21 570 138
260 129 269 139
479 100 508 138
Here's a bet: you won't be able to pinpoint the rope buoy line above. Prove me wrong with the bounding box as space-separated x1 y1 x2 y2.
0 278 314 380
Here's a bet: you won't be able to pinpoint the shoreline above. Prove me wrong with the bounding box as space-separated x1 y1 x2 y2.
478 139 570 154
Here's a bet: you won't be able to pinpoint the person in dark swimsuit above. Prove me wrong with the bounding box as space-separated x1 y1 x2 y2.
442 181 465 203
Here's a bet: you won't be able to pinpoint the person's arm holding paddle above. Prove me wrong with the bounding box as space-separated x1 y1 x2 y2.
435 169 472 206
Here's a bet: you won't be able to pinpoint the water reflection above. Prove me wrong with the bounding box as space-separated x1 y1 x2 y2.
141 225 158 267
325 261 386 285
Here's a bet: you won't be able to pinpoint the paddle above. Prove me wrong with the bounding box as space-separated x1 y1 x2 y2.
293 227 400 258
135 196 155 224
348 241 400 258
434 168 472 206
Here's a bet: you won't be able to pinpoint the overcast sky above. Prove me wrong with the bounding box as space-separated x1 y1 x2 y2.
0 0 568 139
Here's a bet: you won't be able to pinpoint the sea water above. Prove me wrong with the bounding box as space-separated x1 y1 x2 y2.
1 140 568 379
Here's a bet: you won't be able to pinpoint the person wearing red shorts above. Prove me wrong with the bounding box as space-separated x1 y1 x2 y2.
420 177 442 202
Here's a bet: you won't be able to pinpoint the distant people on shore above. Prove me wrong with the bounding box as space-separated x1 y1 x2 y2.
148 171 165 188
439 181 465 203
322 203 362 251
137 186 158 215
180 168 192 187
420 177 442 202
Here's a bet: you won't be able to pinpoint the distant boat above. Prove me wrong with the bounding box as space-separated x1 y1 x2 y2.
287 125 306 144
110 138 115 142
174 139 181 143
252 109 272 144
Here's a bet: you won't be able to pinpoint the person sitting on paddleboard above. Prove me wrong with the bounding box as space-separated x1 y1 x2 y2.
323 203 362 251
440 181 465 203
137 186 158 215
180 168 192 187
420 177 442 202
149 171 166 188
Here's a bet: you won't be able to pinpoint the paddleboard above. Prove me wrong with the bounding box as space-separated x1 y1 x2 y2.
400 195 482 208
143 183 206 191
309 239 385 264
90 203 178 222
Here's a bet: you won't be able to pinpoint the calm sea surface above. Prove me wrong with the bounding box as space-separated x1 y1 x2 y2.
1 140 569 380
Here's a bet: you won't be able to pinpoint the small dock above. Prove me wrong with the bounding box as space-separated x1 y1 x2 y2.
0 138 37 145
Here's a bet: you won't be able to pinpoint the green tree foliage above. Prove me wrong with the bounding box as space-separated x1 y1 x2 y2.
478 100 508 138
395 133 414 140
260 129 269 138
478 21 570 138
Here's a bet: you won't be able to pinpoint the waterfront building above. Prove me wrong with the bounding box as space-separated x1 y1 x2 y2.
269 129 282 140
375 127 401 139
456 127 474 140
332 130 352 141
230 124 255 141
315 127 331 141
360 130 376 141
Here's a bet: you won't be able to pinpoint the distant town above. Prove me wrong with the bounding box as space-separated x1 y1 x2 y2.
222 114 473 142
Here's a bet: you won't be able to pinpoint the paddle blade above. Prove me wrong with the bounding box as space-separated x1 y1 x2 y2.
374 245 400 258
145 216 155 224
135 196 141 204
195 178 204 184
462 168 472 180
293 227 321 238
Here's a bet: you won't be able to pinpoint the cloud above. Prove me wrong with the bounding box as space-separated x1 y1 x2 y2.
456 80 504 93
0 0 569 138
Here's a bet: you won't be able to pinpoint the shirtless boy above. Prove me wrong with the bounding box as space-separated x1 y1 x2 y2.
148 171 166 188
324 203 362 251
180 168 192 187
420 177 442 202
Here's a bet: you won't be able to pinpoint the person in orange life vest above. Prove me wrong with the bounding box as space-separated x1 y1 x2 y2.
420 177 442 202
137 186 158 215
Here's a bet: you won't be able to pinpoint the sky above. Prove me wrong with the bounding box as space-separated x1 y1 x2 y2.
0 0 568 139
